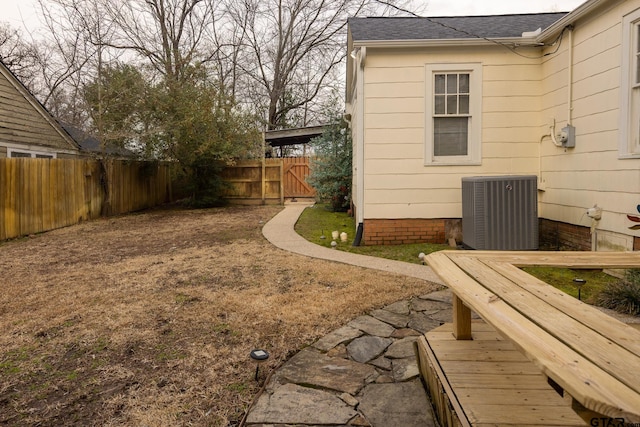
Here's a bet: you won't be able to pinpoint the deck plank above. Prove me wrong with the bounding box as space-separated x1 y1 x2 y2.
448 250 640 268
468 405 587 426
438 361 542 375
458 388 575 406
419 323 586 427
447 373 552 390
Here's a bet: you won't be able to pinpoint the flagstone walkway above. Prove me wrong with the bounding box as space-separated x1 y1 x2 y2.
245 200 447 426
244 290 453 426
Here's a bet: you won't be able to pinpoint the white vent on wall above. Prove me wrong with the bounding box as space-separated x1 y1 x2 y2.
462 175 538 250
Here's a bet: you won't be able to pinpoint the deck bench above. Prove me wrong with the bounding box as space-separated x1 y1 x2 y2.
417 250 640 426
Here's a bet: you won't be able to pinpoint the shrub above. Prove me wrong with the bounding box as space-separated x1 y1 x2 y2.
186 157 230 208
307 118 352 212
596 269 640 316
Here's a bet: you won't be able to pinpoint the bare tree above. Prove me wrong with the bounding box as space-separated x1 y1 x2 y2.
0 17 93 124
208 10 250 102
0 23 41 92
95 0 217 82
34 0 220 124
225 0 347 129
30 0 422 135
224 0 419 130
32 0 119 124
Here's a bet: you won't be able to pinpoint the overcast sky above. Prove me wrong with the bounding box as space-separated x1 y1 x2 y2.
4 0 588 33
424 0 586 16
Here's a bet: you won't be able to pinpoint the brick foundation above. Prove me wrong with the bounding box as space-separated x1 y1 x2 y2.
362 218 459 245
539 219 592 251
363 217 600 249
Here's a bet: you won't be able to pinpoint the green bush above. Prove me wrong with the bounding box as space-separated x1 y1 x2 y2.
596 269 640 316
307 118 352 212
185 157 230 208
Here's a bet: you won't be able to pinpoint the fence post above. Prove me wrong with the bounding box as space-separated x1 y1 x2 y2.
261 132 266 205
279 160 284 204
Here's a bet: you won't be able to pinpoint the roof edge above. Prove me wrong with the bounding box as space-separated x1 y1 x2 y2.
352 37 543 49
348 12 569 48
538 0 606 41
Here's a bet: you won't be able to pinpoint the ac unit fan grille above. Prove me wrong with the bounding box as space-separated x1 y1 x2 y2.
462 175 538 250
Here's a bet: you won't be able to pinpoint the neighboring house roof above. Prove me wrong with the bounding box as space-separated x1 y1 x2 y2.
61 122 136 158
0 59 80 153
348 13 569 44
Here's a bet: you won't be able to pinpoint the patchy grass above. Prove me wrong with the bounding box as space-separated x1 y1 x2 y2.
296 203 628 309
295 204 450 263
294 204 355 246
521 267 618 303
0 205 438 426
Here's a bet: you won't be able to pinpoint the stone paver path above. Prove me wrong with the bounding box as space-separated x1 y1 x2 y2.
244 290 455 426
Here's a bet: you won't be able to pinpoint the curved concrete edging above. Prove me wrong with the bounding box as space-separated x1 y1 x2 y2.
250 201 446 427
262 202 444 285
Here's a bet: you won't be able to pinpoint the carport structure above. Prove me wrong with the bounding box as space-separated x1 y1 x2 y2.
264 125 327 199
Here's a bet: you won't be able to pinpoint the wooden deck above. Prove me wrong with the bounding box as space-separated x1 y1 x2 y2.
417 322 587 427
425 250 640 422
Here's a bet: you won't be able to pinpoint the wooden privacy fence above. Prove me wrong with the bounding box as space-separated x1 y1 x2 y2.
221 159 284 204
221 157 315 204
0 158 172 240
102 160 172 215
1 157 314 240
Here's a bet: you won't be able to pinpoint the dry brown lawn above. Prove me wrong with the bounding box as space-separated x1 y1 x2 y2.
0 205 439 426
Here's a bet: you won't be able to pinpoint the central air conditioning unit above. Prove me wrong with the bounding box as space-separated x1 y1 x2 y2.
462 175 538 250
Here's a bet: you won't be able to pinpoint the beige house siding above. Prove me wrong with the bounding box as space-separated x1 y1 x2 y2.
0 63 79 158
361 46 542 221
349 3 640 247
539 0 640 247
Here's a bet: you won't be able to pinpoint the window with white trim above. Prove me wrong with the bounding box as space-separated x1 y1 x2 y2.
620 10 640 157
426 63 482 165
7 148 55 159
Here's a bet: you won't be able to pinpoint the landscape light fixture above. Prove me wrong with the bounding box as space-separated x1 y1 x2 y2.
573 278 586 301
250 349 269 381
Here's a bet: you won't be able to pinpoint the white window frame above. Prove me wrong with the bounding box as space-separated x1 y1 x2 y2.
7 148 56 159
425 63 482 166
620 9 640 158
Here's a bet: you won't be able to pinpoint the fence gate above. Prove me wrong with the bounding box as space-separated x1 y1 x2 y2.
282 157 315 198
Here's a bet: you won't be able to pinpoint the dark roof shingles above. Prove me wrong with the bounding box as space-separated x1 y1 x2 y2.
61 123 135 157
348 13 568 41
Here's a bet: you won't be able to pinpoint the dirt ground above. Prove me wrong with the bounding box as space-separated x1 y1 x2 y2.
0 205 440 426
